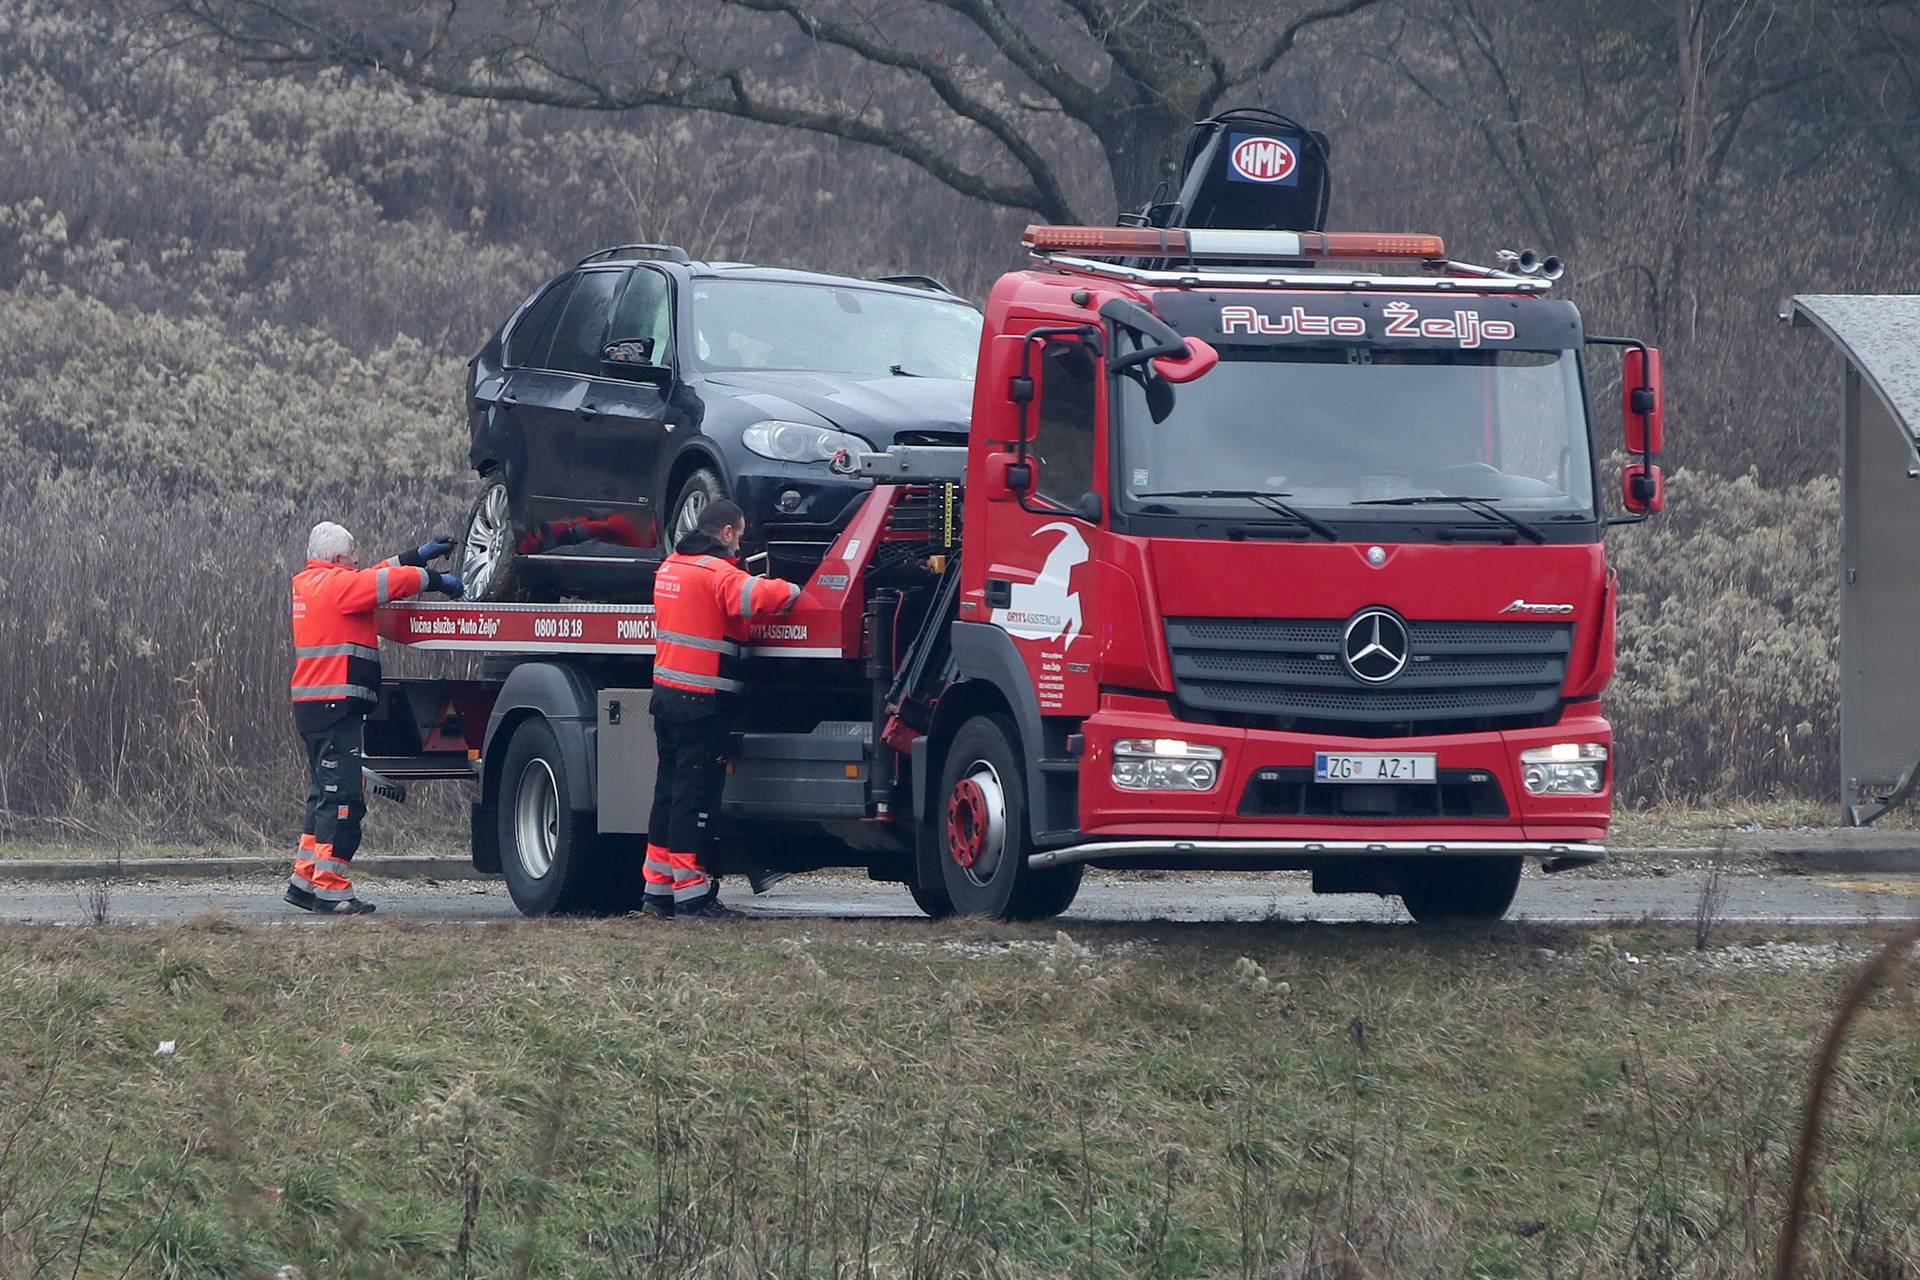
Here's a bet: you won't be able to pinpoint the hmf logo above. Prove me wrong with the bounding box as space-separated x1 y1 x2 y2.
1229 135 1298 184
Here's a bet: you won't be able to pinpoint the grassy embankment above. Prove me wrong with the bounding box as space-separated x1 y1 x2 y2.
2 917 1917 1278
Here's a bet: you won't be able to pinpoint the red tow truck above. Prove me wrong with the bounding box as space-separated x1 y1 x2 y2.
369 223 1665 922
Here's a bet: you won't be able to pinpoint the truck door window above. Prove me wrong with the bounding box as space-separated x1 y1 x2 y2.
546 270 626 375
1034 343 1096 506
504 274 576 369
610 267 672 365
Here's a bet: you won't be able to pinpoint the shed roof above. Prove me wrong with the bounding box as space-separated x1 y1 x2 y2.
1785 295 1920 449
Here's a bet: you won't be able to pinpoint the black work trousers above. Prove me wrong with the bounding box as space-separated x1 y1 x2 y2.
644 705 734 905
291 714 366 901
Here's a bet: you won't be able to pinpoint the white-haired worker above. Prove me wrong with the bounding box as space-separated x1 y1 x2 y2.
286 522 462 914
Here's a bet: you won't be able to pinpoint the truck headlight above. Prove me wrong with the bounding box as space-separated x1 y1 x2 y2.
1112 739 1224 792
1520 743 1608 795
742 420 873 464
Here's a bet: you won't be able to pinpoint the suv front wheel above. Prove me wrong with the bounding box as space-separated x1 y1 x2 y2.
665 467 726 552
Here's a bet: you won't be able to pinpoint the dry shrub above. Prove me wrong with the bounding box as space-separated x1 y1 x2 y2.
1608 465 1841 802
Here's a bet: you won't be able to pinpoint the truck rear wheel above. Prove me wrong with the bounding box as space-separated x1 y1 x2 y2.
936 715 1083 921
1398 856 1522 923
496 717 617 916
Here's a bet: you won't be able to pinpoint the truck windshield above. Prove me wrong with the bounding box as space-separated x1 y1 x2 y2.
1114 346 1595 525
690 279 982 380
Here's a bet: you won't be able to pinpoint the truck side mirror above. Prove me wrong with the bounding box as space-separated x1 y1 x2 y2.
1152 336 1219 384
1623 462 1664 514
1622 346 1663 455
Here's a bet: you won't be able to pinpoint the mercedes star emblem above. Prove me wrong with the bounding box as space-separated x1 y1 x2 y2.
1342 609 1410 683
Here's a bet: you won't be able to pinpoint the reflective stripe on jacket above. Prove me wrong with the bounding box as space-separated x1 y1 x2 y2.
651 537 802 698
290 557 429 704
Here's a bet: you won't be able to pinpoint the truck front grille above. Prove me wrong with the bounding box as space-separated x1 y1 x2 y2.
1165 617 1573 737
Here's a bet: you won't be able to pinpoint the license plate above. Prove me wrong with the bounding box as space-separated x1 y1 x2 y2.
1314 752 1436 783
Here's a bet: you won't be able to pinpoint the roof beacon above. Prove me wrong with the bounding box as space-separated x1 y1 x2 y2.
1022 225 1445 263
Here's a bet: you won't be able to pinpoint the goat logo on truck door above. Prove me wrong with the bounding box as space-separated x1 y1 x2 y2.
992 522 1087 646
991 522 1091 714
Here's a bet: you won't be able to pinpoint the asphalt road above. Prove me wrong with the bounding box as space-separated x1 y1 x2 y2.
9 867 1920 926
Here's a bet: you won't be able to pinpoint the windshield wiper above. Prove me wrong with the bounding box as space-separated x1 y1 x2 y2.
1351 494 1546 544
888 363 925 378
1134 489 1338 540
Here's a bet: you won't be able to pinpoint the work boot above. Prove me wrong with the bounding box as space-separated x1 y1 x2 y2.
746 868 790 895
678 891 746 921
635 895 674 921
312 897 376 916
284 886 317 912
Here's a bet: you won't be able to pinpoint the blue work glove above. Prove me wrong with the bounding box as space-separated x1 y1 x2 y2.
417 535 457 562
435 572 465 599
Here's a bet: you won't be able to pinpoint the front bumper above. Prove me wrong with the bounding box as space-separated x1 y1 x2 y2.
1072 694 1613 847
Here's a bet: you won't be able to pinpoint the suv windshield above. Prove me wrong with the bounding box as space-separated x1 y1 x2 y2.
1115 345 1595 524
690 279 982 379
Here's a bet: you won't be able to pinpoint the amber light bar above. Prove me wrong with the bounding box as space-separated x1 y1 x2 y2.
1022 225 1446 261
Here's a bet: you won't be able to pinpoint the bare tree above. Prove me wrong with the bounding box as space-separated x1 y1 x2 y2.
170 0 1384 222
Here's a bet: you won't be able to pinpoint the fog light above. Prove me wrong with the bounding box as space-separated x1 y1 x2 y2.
777 489 803 513
1112 739 1224 791
1520 744 1608 795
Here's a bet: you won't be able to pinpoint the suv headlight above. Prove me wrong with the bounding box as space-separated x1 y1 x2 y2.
1519 743 1608 795
1111 739 1224 792
742 420 873 464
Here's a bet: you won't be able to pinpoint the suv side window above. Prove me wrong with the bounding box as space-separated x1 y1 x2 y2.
1034 342 1096 506
609 268 673 365
504 275 575 369
546 269 626 375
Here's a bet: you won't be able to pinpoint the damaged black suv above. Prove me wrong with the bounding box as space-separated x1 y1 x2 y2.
458 245 982 601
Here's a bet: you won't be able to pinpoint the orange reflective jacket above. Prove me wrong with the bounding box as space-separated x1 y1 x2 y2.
290 557 430 706
652 543 802 697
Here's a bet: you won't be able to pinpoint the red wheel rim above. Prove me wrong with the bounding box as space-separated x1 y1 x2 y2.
947 778 988 869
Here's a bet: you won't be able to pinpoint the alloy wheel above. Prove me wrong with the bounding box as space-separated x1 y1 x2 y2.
463 484 510 599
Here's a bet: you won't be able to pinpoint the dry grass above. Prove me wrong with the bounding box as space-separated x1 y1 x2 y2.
1 917 1918 1277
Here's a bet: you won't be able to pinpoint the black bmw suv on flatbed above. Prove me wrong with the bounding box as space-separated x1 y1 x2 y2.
459 245 982 601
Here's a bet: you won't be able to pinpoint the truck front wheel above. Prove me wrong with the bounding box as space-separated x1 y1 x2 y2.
937 715 1083 921
1398 856 1522 923
496 717 617 916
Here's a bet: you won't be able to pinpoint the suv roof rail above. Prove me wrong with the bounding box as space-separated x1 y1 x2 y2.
874 273 953 294
579 243 693 265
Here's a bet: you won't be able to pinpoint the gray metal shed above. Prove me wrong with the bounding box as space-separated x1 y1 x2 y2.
1784 295 1920 824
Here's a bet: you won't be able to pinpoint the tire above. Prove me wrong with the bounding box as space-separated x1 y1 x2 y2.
907 862 955 918
665 467 726 552
461 475 525 603
495 717 619 916
1398 856 1522 923
935 715 1083 921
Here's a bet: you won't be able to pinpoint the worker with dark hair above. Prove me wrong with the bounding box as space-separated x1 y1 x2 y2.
287 522 463 915
642 499 804 919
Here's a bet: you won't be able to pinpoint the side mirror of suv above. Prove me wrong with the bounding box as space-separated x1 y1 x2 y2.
601 338 673 386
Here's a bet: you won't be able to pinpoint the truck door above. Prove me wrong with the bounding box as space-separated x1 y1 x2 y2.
976 335 1104 716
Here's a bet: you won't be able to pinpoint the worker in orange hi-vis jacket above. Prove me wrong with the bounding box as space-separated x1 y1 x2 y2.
286 521 464 915
640 498 803 920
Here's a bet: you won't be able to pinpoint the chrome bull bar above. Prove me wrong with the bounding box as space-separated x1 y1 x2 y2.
1026 839 1607 871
